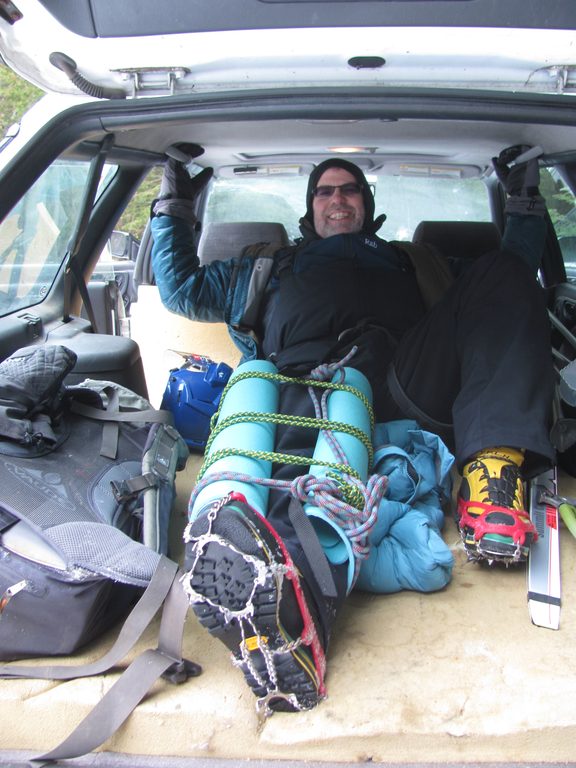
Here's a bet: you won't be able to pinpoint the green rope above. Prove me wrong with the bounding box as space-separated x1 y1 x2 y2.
210 369 374 433
197 446 362 486
198 365 374 513
204 410 373 467
326 471 366 510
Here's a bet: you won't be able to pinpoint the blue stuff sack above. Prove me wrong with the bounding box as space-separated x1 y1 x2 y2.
356 419 456 594
161 354 233 451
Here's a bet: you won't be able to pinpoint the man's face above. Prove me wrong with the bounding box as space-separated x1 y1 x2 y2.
312 167 366 239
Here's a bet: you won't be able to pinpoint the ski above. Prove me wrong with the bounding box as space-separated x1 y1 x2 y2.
527 467 561 629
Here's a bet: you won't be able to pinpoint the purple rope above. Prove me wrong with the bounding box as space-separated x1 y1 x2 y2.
189 468 387 568
307 346 359 466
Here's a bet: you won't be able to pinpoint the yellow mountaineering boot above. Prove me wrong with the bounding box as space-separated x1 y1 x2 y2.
457 447 537 564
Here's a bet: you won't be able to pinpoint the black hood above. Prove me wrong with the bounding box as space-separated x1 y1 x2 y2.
299 158 386 239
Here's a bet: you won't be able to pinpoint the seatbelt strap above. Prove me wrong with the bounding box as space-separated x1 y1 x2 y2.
68 256 100 333
391 240 455 310
63 134 115 329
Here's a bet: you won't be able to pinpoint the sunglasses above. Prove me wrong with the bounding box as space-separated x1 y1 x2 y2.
312 182 363 199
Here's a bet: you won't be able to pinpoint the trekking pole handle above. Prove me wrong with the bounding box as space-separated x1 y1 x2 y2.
165 145 192 163
512 146 543 165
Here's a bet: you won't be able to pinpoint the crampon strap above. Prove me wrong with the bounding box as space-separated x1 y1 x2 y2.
254 501 327 702
457 498 538 546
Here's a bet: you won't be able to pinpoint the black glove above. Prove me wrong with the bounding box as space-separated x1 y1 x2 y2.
492 144 540 196
159 160 214 201
153 143 214 220
492 144 546 216
0 345 77 451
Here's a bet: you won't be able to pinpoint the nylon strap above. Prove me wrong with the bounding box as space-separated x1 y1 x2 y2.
72 401 173 424
70 396 173 459
71 400 173 424
102 386 121 459
0 555 178 681
288 497 338 599
29 559 196 762
34 650 178 763
112 472 158 501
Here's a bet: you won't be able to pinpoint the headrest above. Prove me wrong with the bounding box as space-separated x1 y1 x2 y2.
198 221 290 264
412 221 501 262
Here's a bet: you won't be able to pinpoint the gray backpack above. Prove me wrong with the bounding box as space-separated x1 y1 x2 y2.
0 345 200 760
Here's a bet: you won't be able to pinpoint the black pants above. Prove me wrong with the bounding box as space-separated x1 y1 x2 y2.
265 249 554 635
268 247 554 545
388 249 554 474
265 382 350 645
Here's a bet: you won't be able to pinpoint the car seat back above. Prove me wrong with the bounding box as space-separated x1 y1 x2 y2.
412 220 502 275
197 221 290 264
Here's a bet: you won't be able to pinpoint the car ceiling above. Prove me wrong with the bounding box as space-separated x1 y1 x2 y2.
88 88 576 181
108 119 565 180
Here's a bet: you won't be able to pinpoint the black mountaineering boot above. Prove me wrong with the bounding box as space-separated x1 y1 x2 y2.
182 494 327 715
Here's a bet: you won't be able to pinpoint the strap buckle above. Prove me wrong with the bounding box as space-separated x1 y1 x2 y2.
111 472 158 502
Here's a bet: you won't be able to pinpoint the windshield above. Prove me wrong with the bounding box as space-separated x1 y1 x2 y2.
373 175 490 241
204 176 307 242
0 158 116 317
204 173 491 243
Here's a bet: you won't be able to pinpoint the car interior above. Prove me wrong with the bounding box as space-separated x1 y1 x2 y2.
3 1 576 762
2 83 576 764
2 91 576 401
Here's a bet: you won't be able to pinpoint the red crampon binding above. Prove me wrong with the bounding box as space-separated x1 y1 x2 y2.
457 497 538 547
250 502 327 702
226 493 326 698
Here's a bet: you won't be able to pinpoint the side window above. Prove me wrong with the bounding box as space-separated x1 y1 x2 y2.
540 166 576 281
0 158 116 318
90 167 161 317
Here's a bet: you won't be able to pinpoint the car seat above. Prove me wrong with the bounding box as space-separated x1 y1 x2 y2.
197 221 290 264
412 220 502 276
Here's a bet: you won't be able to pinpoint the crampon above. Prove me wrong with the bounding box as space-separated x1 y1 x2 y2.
457 498 538 564
181 493 326 717
457 448 537 565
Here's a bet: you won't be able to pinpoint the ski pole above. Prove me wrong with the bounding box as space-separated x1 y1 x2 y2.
539 491 576 539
